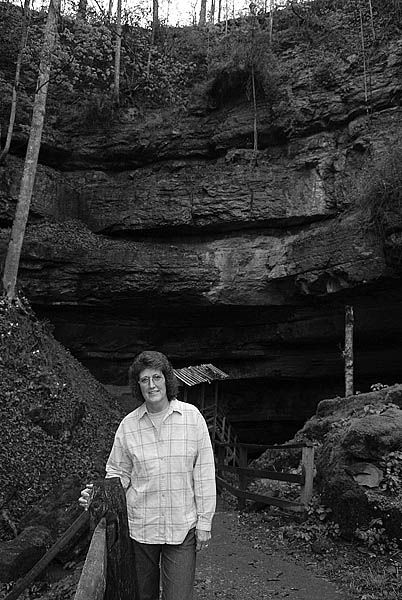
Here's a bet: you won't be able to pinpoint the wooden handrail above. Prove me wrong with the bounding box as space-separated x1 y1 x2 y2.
74 478 137 600
217 464 304 484
204 405 314 510
216 476 305 512
74 518 107 600
216 441 313 450
216 441 315 512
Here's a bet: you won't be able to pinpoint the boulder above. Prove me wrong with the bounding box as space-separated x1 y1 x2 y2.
0 476 91 583
0 526 52 582
300 387 402 540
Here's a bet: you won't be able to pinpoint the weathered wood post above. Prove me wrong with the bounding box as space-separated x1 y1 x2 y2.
74 518 107 600
215 441 225 495
237 445 248 511
89 478 137 600
300 443 315 508
345 305 354 397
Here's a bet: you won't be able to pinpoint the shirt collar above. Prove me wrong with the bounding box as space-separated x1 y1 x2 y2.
138 398 182 419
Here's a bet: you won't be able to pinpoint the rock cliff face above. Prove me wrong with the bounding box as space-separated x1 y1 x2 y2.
2 26 402 442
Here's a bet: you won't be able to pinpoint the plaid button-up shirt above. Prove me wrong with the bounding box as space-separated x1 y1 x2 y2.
106 398 216 544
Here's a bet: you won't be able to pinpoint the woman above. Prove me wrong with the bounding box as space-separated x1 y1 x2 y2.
80 350 216 600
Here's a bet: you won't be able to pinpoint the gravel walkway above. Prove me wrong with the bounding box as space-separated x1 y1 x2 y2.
194 509 343 600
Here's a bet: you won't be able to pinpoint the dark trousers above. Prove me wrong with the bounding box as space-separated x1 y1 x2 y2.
131 528 196 600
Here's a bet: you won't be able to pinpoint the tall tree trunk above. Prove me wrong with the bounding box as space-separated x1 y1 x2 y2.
199 0 207 25
250 2 258 163
344 305 354 397
251 65 257 160
113 0 121 105
146 0 159 80
359 6 369 115
107 0 114 20
0 0 30 165
268 0 274 45
217 0 222 22
152 0 159 36
209 0 215 23
2 0 61 302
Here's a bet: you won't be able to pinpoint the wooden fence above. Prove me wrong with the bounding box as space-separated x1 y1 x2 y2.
216 441 315 512
74 477 137 600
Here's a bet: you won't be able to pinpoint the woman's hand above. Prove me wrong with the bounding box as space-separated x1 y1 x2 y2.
78 483 94 511
195 529 211 551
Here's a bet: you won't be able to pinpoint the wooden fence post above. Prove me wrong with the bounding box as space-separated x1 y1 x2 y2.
300 444 315 508
345 305 354 397
74 518 107 600
237 445 248 511
90 478 137 600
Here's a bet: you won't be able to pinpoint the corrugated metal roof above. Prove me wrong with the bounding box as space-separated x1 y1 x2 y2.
174 364 229 386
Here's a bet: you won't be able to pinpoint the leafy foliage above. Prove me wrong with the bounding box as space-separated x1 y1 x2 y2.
380 451 402 495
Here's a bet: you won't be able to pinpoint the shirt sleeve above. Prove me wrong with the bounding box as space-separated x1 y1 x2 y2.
105 421 133 491
193 412 216 531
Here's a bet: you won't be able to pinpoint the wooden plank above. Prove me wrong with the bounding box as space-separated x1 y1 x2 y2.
237 446 248 510
92 478 137 600
300 445 315 506
238 442 309 450
4 511 89 600
345 304 354 396
218 464 304 484
214 441 308 451
74 518 107 600
216 476 304 512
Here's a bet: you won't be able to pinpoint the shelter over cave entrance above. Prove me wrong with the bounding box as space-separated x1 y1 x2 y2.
173 363 229 413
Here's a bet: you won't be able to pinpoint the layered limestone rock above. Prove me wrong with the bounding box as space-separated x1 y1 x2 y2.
2 30 402 441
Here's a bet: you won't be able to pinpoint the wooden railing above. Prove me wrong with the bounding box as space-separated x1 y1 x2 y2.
74 517 107 600
216 441 314 512
202 404 314 512
74 477 137 600
203 404 241 466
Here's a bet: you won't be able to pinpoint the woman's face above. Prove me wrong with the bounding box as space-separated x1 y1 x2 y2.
138 368 169 413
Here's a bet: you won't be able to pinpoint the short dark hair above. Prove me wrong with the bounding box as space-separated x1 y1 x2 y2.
128 350 178 405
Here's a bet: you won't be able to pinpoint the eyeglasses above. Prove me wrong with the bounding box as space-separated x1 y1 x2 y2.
138 374 164 386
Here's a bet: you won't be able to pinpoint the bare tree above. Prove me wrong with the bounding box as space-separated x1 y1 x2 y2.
217 0 222 22
250 2 258 162
0 0 31 165
108 0 114 20
152 0 159 35
268 0 274 44
209 0 216 23
199 0 207 25
344 305 354 397
2 0 61 302
113 0 122 104
146 0 159 79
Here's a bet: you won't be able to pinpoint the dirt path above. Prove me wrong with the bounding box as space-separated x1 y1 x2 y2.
194 509 343 600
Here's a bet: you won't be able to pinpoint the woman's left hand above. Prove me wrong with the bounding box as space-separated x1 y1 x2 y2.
195 529 211 551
